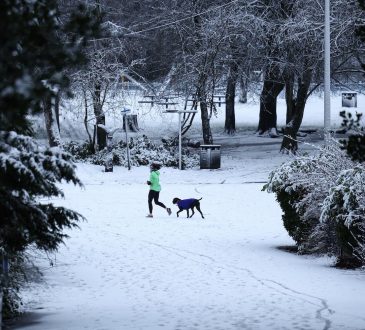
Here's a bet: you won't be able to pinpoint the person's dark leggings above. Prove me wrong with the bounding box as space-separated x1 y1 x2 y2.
148 190 166 213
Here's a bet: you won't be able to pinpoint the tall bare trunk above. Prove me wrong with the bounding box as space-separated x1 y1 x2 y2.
54 92 60 133
285 72 295 124
193 6 213 145
43 94 61 147
198 82 213 144
281 69 312 152
83 89 95 153
92 83 106 150
225 60 238 134
258 65 284 135
239 76 248 103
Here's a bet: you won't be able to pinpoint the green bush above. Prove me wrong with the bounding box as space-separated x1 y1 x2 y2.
339 111 365 163
264 141 359 261
321 166 365 268
276 189 317 248
63 141 94 160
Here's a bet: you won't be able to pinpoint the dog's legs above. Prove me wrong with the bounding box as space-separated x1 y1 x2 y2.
196 205 204 219
189 207 195 218
177 209 183 217
186 209 190 218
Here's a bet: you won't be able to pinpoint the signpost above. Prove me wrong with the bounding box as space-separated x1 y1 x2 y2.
143 94 198 170
163 109 197 170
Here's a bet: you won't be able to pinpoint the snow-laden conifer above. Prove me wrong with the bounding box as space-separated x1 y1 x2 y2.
0 131 83 254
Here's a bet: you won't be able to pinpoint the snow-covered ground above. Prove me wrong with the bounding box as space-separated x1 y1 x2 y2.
12 144 365 330
11 94 365 330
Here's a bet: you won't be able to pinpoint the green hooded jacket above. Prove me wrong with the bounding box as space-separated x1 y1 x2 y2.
149 170 161 191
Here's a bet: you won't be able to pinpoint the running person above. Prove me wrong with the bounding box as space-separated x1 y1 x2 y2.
146 163 171 218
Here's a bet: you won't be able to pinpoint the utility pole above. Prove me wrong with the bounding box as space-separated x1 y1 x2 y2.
324 0 331 139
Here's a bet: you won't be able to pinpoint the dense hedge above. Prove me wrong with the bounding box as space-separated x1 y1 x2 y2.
276 189 318 248
264 141 365 268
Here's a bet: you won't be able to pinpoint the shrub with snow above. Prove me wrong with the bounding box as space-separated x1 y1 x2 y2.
320 166 365 267
339 111 365 163
264 140 357 259
64 135 200 169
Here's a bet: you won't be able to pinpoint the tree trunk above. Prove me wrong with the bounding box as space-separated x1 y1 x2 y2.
54 92 60 133
281 69 312 152
192 7 213 145
0 290 2 328
239 75 248 103
225 60 238 134
195 66 213 144
285 72 295 124
257 66 284 136
43 95 61 147
92 83 106 150
83 89 95 153
199 89 213 144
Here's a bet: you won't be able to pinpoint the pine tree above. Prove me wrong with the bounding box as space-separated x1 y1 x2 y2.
0 132 84 253
0 0 101 318
0 0 100 253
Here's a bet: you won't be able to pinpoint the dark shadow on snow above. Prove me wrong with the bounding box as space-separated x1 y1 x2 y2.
4 310 53 329
276 245 298 254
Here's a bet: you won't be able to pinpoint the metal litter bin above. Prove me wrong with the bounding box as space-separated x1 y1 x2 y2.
200 144 221 169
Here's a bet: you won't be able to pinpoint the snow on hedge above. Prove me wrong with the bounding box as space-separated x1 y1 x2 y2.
264 139 365 266
64 135 200 169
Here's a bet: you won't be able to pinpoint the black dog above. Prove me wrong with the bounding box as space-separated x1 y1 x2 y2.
172 197 204 219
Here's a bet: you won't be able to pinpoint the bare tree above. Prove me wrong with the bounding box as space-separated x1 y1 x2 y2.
43 93 62 147
279 0 365 151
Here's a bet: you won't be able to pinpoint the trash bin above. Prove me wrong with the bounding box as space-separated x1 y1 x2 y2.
200 144 221 169
104 156 113 172
123 114 139 132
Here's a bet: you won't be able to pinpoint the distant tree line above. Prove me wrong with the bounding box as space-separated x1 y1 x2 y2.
56 0 365 151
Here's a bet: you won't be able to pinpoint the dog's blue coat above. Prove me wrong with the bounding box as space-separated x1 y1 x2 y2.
177 198 196 209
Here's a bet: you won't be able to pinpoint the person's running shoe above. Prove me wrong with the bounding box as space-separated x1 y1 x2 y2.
167 208 172 216
146 214 153 218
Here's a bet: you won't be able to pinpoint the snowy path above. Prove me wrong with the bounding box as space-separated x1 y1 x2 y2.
14 160 365 330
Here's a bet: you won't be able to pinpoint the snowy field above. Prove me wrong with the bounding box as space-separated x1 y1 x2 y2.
10 94 365 330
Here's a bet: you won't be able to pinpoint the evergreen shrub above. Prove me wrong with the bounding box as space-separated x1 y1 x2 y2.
64 135 200 169
321 166 365 267
276 189 316 247
339 111 365 163
264 141 359 262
